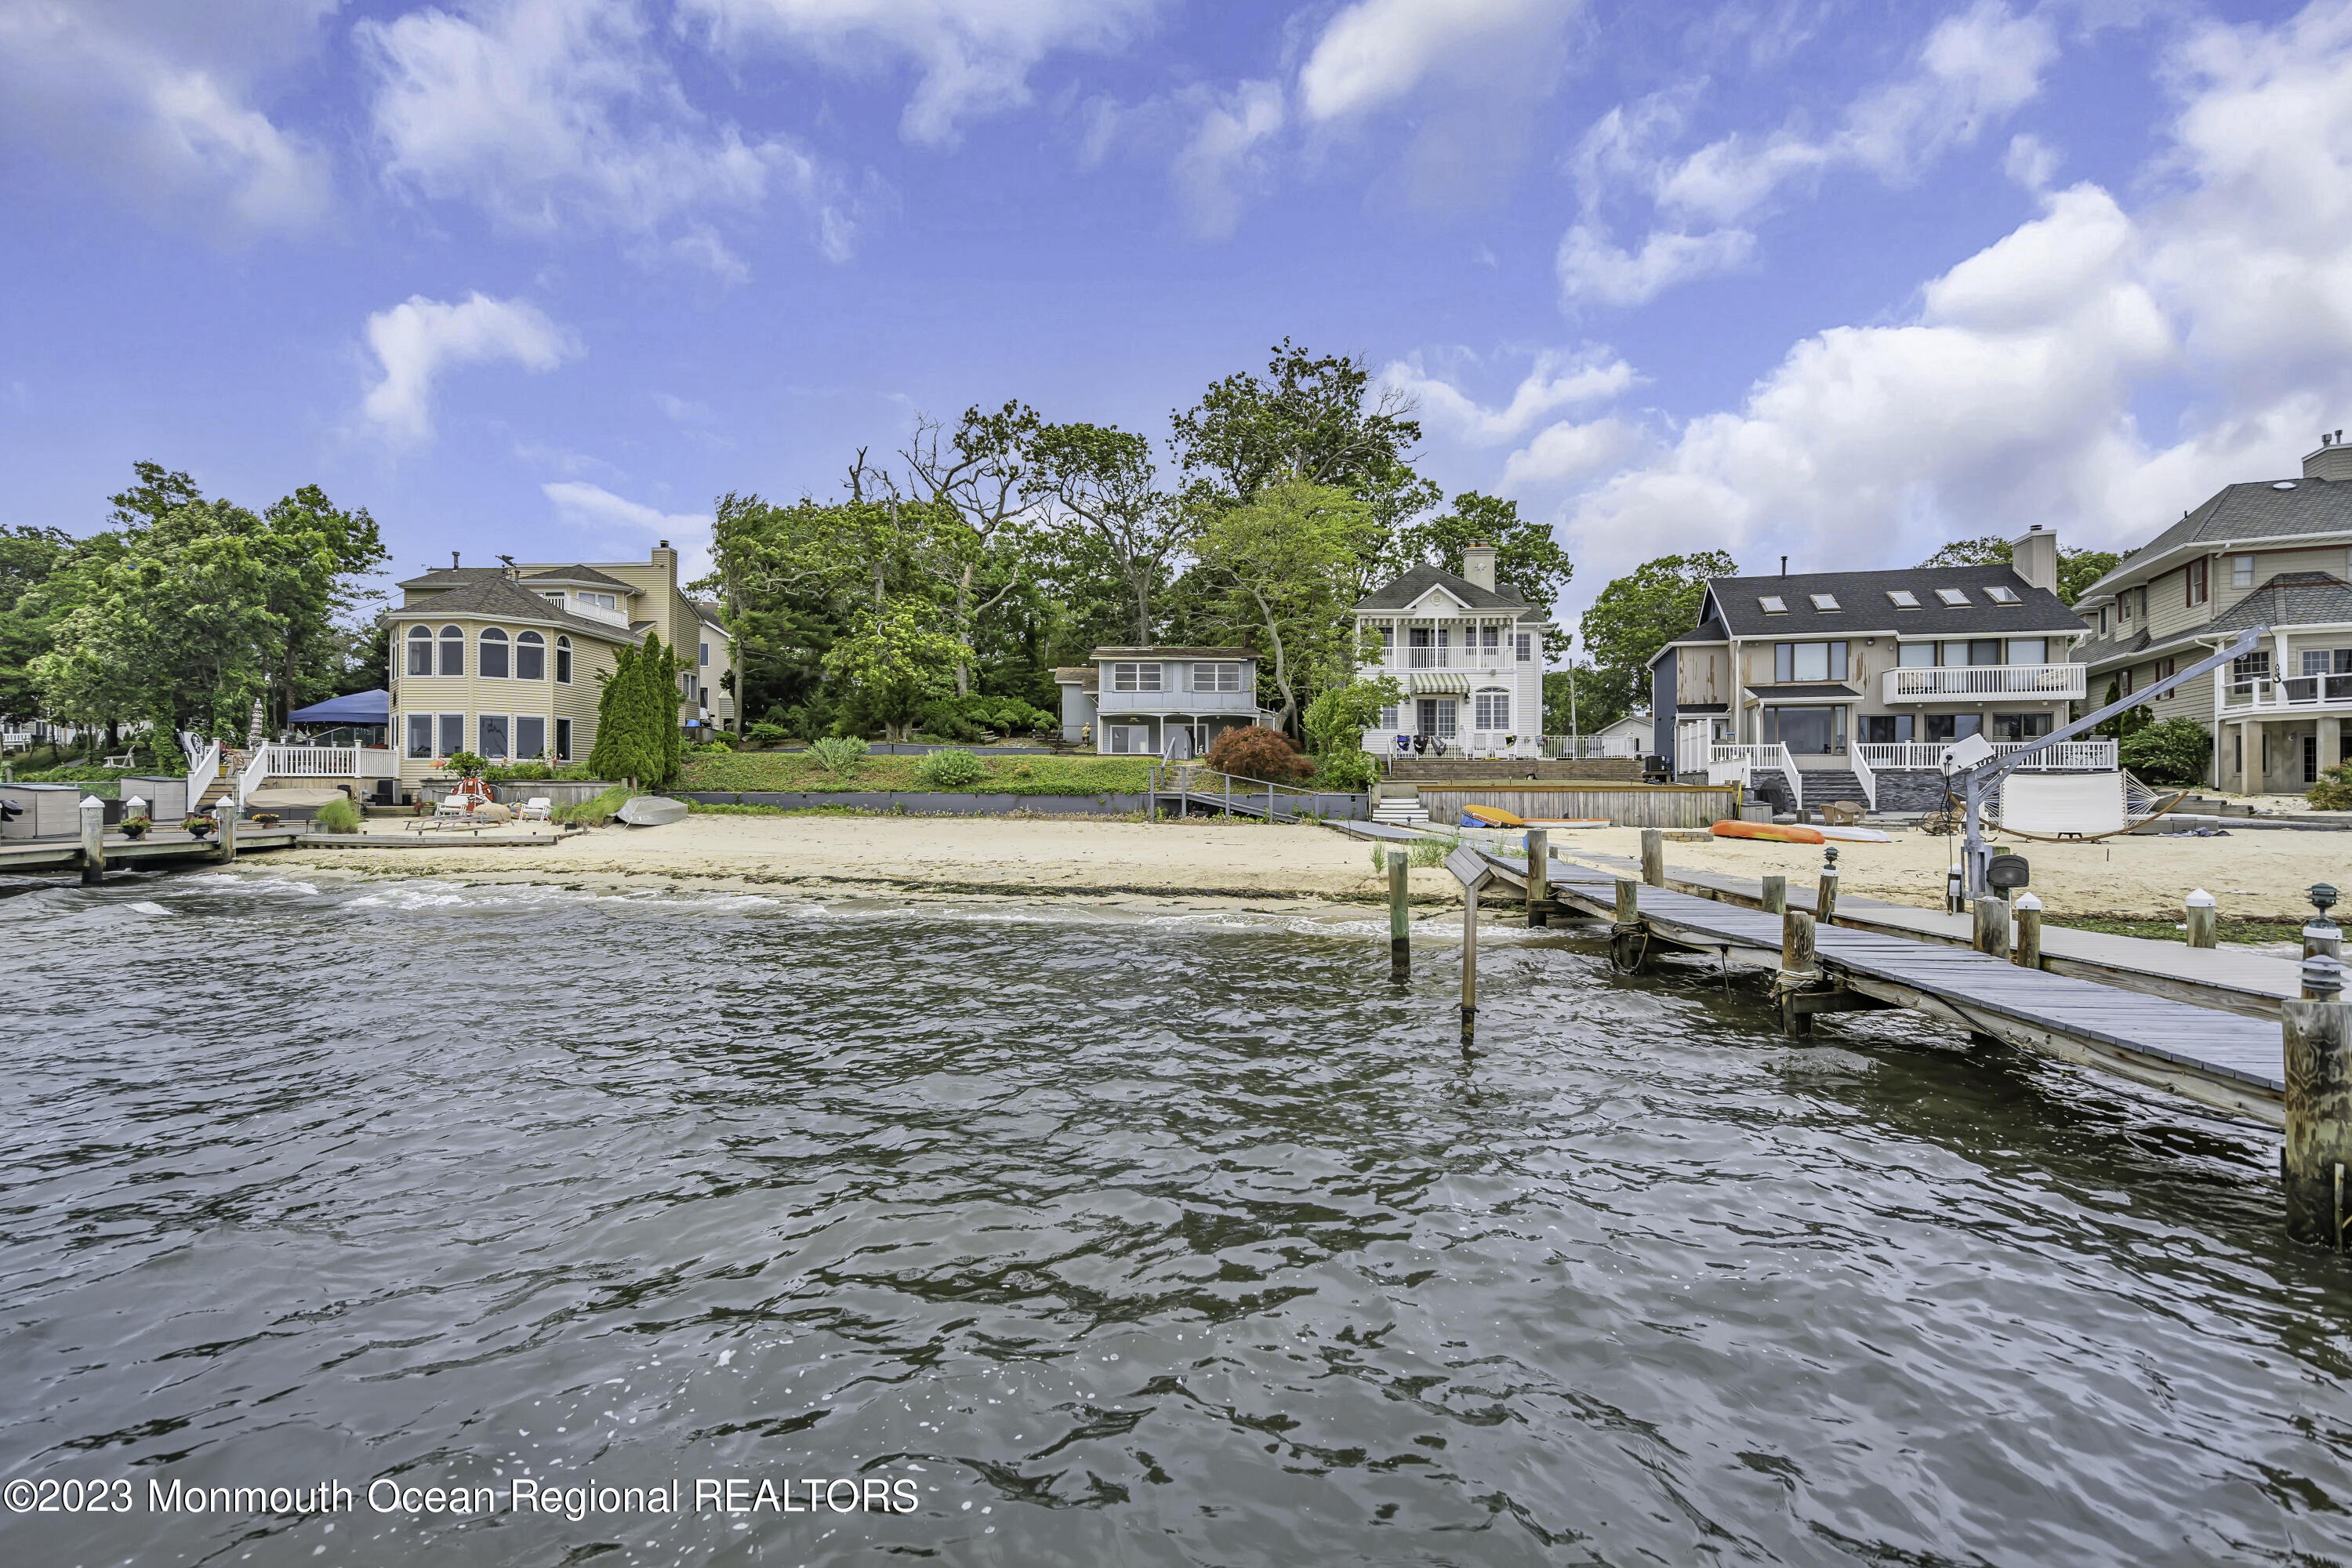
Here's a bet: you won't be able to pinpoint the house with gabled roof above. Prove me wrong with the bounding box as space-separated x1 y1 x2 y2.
1352 543 1554 758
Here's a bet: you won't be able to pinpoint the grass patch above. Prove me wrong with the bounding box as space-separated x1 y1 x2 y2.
554 783 632 826
681 750 1154 796
2048 915 2308 945
685 800 1152 822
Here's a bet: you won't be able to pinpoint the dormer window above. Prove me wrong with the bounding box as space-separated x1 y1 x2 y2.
1886 590 1918 608
1809 593 1840 612
1986 585 2020 604
1935 588 1969 607
1759 595 1788 614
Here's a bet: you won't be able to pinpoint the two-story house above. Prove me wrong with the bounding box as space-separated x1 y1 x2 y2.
386 541 739 800
1053 647 1275 756
2073 434 2352 794
1352 543 1553 757
1649 528 2093 811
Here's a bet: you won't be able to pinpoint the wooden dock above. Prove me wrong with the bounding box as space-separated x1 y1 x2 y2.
0 826 305 876
1479 849 2288 1127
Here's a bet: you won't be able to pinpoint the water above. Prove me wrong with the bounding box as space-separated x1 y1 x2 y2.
5 870 2352 1566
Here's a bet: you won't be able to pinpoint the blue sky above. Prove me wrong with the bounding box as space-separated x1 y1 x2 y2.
3 0 2347 631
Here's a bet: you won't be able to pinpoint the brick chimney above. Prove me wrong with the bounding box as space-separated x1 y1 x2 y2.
2009 524 2058 595
2307 430 2352 482
1461 539 1497 593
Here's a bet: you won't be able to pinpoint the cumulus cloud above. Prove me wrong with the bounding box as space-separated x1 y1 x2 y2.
361 0 859 270
1298 0 1573 121
543 481 713 579
362 292 580 444
682 0 1158 147
1556 223 1755 307
1384 348 1635 445
0 0 336 239
1170 79 1285 239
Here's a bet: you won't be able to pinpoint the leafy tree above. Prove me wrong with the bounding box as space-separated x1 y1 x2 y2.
1301 675 1403 758
1397 491 1574 654
0 524 73 721
1030 420 1185 643
1543 665 1606 736
1577 551 1739 735
1915 535 2122 605
2122 716 2212 786
822 597 968 742
898 401 1043 697
1171 339 1423 508
1190 478 1380 734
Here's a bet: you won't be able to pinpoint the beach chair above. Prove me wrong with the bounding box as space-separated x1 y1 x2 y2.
517 797 553 822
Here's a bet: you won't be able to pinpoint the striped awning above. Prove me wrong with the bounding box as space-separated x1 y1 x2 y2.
1410 670 1472 695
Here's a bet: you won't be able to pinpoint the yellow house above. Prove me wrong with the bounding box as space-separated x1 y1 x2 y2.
385 543 738 800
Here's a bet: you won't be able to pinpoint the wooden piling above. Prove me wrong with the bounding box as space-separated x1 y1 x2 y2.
1973 892 2009 960
1387 848 1410 981
1780 908 1816 979
78 796 104 887
2187 888 2216 949
214 802 236 864
1614 878 1639 926
2282 994 2352 1247
1816 858 1838 927
1525 828 1548 927
1460 878 1479 1050
1640 827 1664 887
2013 893 2042 969
1759 873 1786 915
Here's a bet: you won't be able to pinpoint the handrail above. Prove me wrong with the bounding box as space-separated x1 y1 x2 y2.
187 739 220 806
1848 742 1875 811
237 744 271 803
1776 743 1802 813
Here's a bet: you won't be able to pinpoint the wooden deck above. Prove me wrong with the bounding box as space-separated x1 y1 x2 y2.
0 826 305 874
1484 851 2288 1127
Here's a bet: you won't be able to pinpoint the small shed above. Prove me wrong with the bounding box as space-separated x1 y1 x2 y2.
0 782 82 840
121 775 188 822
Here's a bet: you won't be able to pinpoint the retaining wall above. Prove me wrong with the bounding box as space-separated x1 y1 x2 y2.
1415 783 1738 829
680 789 1370 819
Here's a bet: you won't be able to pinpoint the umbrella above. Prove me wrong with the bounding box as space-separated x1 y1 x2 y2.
246 696 266 753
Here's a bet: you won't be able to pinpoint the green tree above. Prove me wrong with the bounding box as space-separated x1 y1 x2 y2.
0 524 74 722
1171 339 1423 509
899 401 1043 697
1191 478 1379 734
1915 535 2122 605
1029 420 1185 643
589 633 687 788
1576 551 1739 735
1397 491 1575 655
822 597 968 742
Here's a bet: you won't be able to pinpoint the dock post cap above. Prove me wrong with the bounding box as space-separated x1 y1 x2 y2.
2301 954 2347 1000
78 795 104 809
2187 888 2217 908
2013 892 2042 910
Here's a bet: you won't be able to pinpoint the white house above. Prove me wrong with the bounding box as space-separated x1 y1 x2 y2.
1353 543 1552 758
1053 646 1276 756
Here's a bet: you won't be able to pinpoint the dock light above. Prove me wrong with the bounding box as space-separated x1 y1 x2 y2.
2312 883 2340 931
1946 862 1965 913
2303 953 2347 1002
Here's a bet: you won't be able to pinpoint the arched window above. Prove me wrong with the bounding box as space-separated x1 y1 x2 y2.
555 636 572 684
438 625 464 676
479 626 510 678
1473 688 1509 731
406 624 433 677
515 630 545 681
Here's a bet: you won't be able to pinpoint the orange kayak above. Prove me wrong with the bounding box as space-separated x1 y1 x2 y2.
1710 819 1826 845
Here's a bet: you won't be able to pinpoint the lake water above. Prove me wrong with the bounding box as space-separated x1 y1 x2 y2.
4 869 2352 1566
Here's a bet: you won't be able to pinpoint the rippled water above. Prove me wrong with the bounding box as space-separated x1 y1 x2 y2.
5 869 2352 1566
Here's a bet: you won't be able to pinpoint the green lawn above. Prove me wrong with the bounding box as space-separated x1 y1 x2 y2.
2049 915 2307 946
680 750 1155 796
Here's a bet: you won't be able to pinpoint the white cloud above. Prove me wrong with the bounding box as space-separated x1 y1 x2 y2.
682 0 1158 147
361 0 858 269
1384 349 1635 445
1170 78 1285 239
543 481 713 580
362 292 580 444
0 0 336 238
1556 222 1755 307
1298 0 1573 122
1500 416 1642 490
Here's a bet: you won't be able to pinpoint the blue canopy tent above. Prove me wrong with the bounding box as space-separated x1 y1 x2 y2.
289 689 390 745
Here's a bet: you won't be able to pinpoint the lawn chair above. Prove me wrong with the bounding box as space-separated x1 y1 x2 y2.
517 797 553 822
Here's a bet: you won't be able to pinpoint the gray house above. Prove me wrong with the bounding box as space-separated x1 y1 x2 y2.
1053 647 1275 757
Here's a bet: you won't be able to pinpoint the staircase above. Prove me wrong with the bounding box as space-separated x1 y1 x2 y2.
195 748 242 812
1370 782 1430 827
1801 768 1871 811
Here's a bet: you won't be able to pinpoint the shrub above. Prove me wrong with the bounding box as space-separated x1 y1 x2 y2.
2311 764 2352 811
445 750 488 779
913 748 988 789
1205 724 1314 783
809 735 869 779
315 797 363 833
1313 750 1380 792
2119 716 2212 788
746 720 791 748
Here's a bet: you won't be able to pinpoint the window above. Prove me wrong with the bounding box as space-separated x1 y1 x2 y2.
1935 587 1969 607
1377 704 1399 729
1773 641 1849 681
2233 555 2255 588
1923 713 1981 743
1886 590 1919 608
2120 667 2136 696
516 716 546 760
555 636 572 684
515 630 545 680
1193 662 1244 692
2306 651 2335 677
2156 656 2178 681
699 641 710 667
1940 640 2003 666
1809 593 1841 611
2232 651 2272 682
406 713 434 758
1759 595 1788 614
1416 697 1457 738
1863 714 1913 743
2007 639 2047 666
697 685 709 708
478 713 509 758
1991 713 2053 741
437 713 464 757
1474 689 1510 730
1514 633 1532 662
479 626 509 678
2187 558 2209 606
406 625 433 676
1481 625 1501 655
438 625 464 675
2096 608 2108 636
1111 662 1163 692
1898 642 1936 668
1986 585 2020 604
555 717 572 761
1762 705 1846 754
1407 626 1444 667
579 591 618 612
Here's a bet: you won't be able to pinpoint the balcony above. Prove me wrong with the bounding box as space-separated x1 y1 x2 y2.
1098 688 1262 715
2220 673 2352 714
1882 664 2085 702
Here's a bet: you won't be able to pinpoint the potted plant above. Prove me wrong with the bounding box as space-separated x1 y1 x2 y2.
120 813 151 840
250 811 281 827
183 814 215 839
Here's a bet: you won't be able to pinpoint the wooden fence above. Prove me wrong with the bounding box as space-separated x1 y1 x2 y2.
1415 783 1737 829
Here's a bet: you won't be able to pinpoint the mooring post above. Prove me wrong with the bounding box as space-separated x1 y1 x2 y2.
1613 877 1639 926
1759 873 1786 915
1388 848 1410 981
1524 827 1549 926
1460 877 1479 1050
1816 845 1838 927
2187 888 2217 949
1973 891 2010 960
1640 827 1664 887
213 800 236 864
2013 892 2042 968
2282 956 2352 1249
1778 909 1818 1036
78 794 105 887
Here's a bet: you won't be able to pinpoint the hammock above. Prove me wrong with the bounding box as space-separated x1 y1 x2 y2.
1946 770 2186 843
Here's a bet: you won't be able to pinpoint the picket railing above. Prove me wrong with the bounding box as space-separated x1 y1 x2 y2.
186 739 220 806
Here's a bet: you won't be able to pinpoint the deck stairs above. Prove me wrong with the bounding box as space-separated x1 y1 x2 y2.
1370 781 1430 827
194 749 244 812
1801 769 1871 811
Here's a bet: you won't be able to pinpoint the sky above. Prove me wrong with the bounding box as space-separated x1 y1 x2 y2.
2 0 2347 639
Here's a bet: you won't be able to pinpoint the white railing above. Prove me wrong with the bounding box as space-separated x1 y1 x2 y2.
1883 664 2085 701
2221 673 2352 712
564 598 631 630
1675 724 1711 775
1854 740 2118 771
1849 744 1876 810
238 746 271 802
254 744 398 779
1709 743 1802 810
186 739 220 806
1363 731 1542 758
1554 735 1644 759
1379 656 1526 677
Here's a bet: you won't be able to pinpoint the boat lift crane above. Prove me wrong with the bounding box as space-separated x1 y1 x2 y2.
1947 623 2267 898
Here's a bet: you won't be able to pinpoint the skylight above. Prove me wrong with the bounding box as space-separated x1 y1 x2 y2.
1886 589 1919 608
1809 593 1841 611
1986 585 2020 604
1759 595 1787 614
1935 587 1970 607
